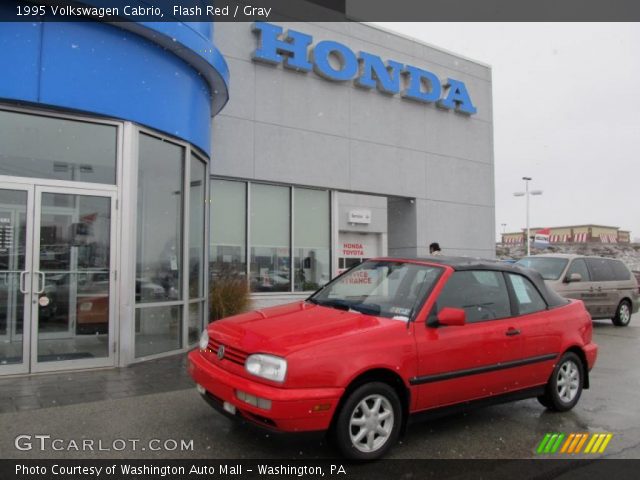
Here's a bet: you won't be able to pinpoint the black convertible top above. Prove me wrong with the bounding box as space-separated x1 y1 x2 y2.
378 256 569 308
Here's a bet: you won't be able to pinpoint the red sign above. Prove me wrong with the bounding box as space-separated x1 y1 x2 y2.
342 242 364 257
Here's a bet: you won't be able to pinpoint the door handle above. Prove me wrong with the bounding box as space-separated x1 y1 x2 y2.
505 328 521 336
35 271 45 294
19 271 29 293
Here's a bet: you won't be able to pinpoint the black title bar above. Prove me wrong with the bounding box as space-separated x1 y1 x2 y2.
2 0 640 22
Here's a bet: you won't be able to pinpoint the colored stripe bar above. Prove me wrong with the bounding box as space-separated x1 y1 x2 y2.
598 434 613 453
550 433 565 453
561 434 575 453
537 433 552 454
545 434 559 453
574 433 589 453
584 434 599 453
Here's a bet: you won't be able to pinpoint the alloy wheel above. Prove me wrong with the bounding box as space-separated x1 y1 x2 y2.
349 394 394 453
556 359 580 403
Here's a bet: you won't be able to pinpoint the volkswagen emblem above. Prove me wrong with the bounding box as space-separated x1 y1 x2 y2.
217 345 225 360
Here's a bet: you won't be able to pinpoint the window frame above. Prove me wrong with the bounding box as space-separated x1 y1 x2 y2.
210 177 333 295
432 269 514 324
504 272 549 317
133 128 210 360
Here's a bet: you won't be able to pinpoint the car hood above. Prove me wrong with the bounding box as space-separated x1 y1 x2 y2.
208 301 404 357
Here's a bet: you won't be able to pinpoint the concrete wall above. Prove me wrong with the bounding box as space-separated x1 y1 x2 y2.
213 22 495 260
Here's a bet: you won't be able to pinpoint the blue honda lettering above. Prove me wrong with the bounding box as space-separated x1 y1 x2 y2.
402 66 441 103
251 22 476 115
311 41 358 81
355 52 403 95
252 22 312 72
438 78 477 115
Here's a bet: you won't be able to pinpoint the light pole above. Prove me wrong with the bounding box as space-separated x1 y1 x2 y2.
513 177 543 256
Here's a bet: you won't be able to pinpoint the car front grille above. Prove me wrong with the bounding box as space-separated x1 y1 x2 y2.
208 338 249 366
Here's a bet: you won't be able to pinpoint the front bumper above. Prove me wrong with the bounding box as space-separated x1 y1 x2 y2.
187 350 343 432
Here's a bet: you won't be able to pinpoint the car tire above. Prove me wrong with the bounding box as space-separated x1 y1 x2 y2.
540 352 583 412
334 382 402 460
612 299 632 327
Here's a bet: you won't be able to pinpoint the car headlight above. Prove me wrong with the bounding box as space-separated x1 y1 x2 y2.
198 329 209 351
245 354 287 383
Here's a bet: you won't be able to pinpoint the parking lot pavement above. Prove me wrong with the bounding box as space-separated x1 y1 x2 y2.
1 315 639 459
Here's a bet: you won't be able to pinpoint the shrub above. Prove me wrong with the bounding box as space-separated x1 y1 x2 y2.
209 274 251 322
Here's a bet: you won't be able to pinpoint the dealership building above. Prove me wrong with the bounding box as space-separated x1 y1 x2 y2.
0 18 494 375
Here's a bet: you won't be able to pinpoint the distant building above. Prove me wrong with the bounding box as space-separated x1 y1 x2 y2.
502 225 631 245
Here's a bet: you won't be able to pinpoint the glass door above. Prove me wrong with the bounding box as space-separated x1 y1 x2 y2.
31 186 117 372
0 183 32 375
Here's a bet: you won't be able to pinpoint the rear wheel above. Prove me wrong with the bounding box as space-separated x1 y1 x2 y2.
612 299 632 327
539 352 583 412
334 382 401 460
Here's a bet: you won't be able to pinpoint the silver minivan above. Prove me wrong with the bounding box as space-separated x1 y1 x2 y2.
516 254 640 326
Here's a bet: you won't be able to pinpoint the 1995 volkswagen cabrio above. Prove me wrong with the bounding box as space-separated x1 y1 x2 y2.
188 257 598 459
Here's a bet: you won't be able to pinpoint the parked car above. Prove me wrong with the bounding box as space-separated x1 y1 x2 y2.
188 257 597 459
516 254 639 326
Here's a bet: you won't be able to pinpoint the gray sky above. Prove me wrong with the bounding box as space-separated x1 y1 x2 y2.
377 23 640 241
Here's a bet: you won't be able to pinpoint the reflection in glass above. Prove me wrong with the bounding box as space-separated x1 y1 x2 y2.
189 156 206 299
0 189 27 366
135 134 185 358
210 180 246 281
37 193 111 362
250 184 290 292
188 302 203 344
135 306 182 358
136 134 184 303
0 110 117 184
294 188 330 291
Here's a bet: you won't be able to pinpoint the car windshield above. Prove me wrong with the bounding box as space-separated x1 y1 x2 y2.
516 257 569 280
309 260 443 320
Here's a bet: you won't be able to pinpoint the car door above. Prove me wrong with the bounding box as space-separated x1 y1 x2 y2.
504 273 559 387
584 258 616 318
559 258 595 314
412 270 525 411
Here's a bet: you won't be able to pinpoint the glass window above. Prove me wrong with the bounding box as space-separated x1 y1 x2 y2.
210 180 246 282
250 184 290 293
294 188 330 292
136 134 184 303
188 302 204 345
609 260 631 281
507 273 547 316
189 156 206 299
135 134 184 358
516 257 568 280
311 260 442 320
585 258 616 281
567 259 590 281
135 306 182 358
437 270 511 323
0 110 117 184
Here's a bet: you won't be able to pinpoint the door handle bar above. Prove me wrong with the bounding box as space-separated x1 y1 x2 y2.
19 271 29 293
35 271 45 294
505 328 521 336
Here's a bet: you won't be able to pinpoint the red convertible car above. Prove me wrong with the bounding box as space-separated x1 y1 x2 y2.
188 257 598 459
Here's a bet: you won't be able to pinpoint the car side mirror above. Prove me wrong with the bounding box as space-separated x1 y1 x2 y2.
565 273 582 283
437 307 466 326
